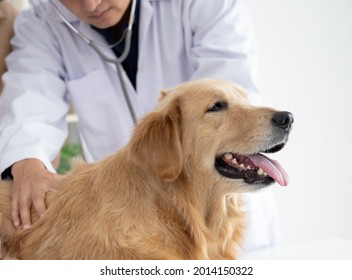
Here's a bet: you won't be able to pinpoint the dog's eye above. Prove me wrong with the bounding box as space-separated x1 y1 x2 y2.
206 101 228 112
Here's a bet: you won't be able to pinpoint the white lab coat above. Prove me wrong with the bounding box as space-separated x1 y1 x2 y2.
0 0 280 252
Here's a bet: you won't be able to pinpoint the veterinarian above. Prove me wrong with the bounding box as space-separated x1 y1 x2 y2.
0 0 280 252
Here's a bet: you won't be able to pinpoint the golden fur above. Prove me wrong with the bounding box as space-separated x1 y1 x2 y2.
0 79 289 259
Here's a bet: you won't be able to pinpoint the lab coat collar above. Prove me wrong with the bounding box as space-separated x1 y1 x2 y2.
38 0 102 44
48 0 80 24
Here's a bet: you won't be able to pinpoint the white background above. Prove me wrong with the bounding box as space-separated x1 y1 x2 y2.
1 260 351 279
245 0 352 244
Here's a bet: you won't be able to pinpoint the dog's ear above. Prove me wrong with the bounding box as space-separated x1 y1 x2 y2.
158 89 169 102
128 99 182 182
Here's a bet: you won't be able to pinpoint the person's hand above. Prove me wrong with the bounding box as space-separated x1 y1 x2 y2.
10 158 62 229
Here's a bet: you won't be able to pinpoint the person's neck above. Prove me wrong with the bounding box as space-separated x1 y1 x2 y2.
106 1 132 42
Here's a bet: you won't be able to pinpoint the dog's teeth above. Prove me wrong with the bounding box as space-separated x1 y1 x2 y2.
257 168 264 175
240 164 245 169
224 153 233 160
263 172 268 177
232 158 238 164
247 165 252 170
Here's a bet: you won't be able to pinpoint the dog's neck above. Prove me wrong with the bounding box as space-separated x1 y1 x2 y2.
154 172 244 259
111 150 244 259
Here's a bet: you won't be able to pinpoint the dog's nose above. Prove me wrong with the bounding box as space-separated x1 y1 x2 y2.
272 111 294 131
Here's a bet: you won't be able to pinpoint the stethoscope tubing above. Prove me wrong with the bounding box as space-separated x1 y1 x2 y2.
49 0 138 124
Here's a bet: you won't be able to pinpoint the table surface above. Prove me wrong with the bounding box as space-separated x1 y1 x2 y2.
239 238 352 260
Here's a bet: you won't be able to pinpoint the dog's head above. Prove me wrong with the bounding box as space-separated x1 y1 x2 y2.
128 79 293 192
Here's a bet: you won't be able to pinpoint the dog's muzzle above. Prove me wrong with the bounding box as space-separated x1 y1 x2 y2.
215 111 294 187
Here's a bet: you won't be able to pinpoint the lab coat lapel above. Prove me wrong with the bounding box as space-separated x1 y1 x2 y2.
78 21 146 120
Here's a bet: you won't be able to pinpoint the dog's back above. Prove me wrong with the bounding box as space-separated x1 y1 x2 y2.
0 153 242 259
0 155 186 259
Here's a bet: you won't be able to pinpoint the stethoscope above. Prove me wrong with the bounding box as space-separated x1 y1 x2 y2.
49 0 138 124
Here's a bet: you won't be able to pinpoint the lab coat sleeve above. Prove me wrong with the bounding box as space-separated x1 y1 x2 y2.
188 0 260 104
0 8 69 175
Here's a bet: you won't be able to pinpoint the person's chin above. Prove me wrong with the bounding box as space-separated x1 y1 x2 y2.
88 9 121 29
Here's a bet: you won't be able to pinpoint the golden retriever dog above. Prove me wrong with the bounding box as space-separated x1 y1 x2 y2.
0 79 293 260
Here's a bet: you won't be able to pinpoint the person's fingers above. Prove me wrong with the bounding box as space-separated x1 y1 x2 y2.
10 159 57 227
18 192 32 229
10 191 20 227
32 192 47 218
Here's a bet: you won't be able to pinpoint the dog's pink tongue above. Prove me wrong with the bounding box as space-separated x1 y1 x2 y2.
248 154 289 186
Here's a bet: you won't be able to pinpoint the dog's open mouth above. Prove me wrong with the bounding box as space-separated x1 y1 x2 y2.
215 144 289 186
